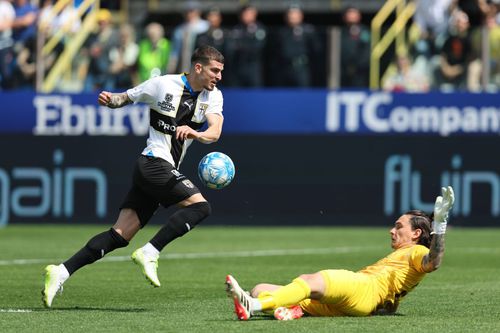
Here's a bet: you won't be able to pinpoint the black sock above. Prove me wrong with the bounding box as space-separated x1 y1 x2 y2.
63 228 129 275
150 202 211 252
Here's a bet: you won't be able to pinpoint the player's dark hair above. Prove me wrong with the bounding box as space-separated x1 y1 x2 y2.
404 210 433 248
191 45 224 65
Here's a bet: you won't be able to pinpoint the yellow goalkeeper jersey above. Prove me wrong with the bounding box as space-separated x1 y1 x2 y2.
358 244 430 306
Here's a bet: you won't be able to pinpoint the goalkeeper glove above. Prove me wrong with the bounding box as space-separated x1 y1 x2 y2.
432 186 455 235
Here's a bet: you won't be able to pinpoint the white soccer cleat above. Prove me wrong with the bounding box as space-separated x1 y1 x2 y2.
131 248 161 287
225 274 253 320
42 264 66 308
274 305 304 321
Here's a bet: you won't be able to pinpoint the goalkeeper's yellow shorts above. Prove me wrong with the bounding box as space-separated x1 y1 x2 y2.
298 269 379 316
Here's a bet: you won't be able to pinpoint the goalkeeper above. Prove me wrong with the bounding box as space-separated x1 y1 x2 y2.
226 186 455 320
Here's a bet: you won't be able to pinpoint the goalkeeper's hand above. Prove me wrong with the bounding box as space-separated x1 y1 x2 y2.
432 186 455 235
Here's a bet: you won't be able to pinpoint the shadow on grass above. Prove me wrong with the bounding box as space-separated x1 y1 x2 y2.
39 306 149 312
216 313 276 322
216 312 406 322
372 312 406 317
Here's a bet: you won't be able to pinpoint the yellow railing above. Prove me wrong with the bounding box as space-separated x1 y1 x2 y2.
370 0 416 89
40 0 72 57
38 0 100 92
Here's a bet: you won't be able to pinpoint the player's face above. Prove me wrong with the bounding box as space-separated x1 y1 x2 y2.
196 60 224 91
389 215 421 249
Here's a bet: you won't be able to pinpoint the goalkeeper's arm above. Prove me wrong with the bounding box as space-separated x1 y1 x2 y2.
422 186 455 272
422 233 446 272
373 299 400 315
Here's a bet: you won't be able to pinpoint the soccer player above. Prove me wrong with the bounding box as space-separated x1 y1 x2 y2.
42 45 225 307
226 186 455 320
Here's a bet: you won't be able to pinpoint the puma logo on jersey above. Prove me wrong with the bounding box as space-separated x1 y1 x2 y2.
183 100 194 111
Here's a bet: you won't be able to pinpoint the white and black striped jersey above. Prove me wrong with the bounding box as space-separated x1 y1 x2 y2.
127 74 223 169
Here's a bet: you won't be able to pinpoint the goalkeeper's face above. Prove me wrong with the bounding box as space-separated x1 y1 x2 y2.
390 215 422 249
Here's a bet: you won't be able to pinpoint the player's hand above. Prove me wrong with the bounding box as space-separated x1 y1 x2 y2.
176 125 198 141
432 186 455 235
98 91 112 106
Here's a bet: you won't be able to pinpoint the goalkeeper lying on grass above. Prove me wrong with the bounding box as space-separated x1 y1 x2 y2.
226 186 455 320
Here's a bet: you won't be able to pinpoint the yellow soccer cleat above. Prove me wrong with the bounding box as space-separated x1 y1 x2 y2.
42 264 67 308
131 248 161 287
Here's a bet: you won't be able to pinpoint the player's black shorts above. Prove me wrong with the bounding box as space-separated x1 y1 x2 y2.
120 155 201 227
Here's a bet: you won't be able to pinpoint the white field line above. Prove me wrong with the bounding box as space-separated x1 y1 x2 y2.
0 246 383 266
0 246 498 267
0 309 33 313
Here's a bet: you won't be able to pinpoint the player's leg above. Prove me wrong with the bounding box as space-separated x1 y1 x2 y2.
225 275 261 320
122 181 162 287
257 273 325 310
148 193 211 252
299 270 377 317
132 193 211 287
248 283 304 320
258 270 375 317
250 283 282 297
132 157 211 286
42 209 140 308
226 273 325 320
61 209 139 274
61 169 157 278
43 156 157 307
112 208 143 240
127 201 164 287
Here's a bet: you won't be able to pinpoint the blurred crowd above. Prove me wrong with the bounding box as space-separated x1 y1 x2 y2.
1 0 500 92
383 0 500 92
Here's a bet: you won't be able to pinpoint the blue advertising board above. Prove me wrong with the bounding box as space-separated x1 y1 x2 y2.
0 90 499 227
1 90 499 136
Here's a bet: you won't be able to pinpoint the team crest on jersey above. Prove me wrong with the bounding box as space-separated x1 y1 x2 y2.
182 179 195 188
199 103 209 113
158 93 176 112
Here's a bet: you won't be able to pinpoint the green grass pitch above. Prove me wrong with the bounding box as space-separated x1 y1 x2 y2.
0 225 499 333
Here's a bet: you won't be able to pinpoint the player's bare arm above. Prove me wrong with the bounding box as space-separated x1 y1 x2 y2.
176 113 223 143
422 234 445 272
98 91 132 109
421 186 454 272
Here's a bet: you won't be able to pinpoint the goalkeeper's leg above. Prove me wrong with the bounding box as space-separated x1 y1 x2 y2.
227 272 325 320
254 273 325 311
